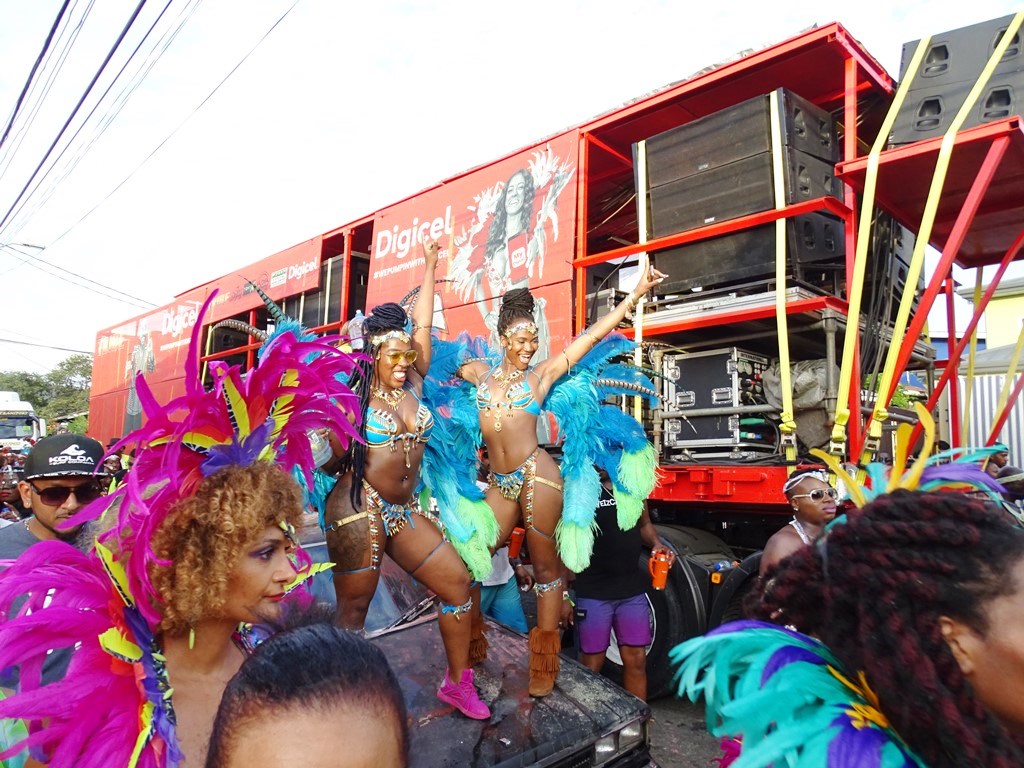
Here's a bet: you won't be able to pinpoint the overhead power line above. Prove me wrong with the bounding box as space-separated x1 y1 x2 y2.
0 244 159 310
0 0 73 152
46 0 303 249
0 0 150 237
0 338 93 355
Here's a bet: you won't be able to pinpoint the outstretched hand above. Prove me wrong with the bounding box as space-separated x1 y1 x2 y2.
422 239 441 270
634 263 667 297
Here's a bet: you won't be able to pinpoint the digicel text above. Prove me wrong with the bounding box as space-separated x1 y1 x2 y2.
375 206 452 259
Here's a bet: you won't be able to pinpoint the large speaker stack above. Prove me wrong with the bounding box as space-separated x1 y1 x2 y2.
640 88 845 295
891 14 1024 145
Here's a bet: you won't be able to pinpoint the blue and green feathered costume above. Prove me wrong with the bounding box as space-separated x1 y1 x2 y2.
672 620 925 768
424 331 658 574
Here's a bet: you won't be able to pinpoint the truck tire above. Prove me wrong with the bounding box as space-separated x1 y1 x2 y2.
600 526 719 699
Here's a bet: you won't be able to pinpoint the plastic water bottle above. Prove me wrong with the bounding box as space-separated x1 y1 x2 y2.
711 560 733 572
348 310 365 350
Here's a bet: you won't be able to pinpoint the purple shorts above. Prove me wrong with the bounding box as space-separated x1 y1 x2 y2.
575 594 652 654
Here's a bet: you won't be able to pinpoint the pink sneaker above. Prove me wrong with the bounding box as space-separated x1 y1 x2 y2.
437 668 491 720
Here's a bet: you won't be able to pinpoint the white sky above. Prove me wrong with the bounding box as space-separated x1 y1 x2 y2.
0 0 1021 373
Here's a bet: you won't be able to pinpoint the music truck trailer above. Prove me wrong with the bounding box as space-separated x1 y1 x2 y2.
89 14 1024 701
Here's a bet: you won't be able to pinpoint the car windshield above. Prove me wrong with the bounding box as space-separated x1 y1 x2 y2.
0 418 32 440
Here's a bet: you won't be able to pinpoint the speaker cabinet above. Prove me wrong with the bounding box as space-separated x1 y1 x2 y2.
644 89 838 188
652 213 844 294
899 14 1024 88
648 148 841 238
892 14 1024 145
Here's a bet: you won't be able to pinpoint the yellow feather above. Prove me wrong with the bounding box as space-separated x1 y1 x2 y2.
810 449 867 507
898 404 935 490
222 375 252 436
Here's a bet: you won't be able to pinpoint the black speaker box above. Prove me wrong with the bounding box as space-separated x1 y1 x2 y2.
649 148 842 238
890 77 1022 144
652 212 845 294
644 88 838 187
899 14 1024 88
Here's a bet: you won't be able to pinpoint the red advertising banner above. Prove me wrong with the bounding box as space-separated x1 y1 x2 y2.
368 131 579 323
89 299 208 443
180 236 323 325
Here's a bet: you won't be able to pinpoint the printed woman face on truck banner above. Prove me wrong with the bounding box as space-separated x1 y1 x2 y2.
367 131 578 350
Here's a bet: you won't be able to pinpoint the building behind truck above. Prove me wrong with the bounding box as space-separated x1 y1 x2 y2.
0 391 44 451
87 13 1024 700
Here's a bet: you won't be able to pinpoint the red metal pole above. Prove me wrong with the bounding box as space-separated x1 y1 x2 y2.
908 229 1024 447
340 229 353 320
944 277 961 447
886 137 1008 402
575 131 589 334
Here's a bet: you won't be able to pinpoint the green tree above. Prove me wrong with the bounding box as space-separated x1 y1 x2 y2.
0 355 94 431
41 355 93 426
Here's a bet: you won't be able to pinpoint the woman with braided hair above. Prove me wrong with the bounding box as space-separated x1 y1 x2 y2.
323 240 490 720
457 263 665 697
675 489 1024 767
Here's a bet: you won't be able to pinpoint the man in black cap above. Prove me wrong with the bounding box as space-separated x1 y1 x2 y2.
0 433 104 559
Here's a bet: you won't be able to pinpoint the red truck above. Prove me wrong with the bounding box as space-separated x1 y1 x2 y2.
89 16 1024 699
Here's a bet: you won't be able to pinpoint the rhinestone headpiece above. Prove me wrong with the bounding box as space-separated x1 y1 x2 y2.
503 321 538 339
369 329 411 346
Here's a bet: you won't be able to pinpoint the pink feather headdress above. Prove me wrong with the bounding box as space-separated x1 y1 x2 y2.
0 292 363 766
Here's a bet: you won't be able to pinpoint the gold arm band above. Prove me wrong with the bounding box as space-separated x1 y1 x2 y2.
324 510 370 533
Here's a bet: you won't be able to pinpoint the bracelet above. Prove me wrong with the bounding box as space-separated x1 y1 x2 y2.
582 329 600 346
624 293 639 312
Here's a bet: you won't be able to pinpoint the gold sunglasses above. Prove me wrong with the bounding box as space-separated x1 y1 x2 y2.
379 349 418 365
791 488 839 502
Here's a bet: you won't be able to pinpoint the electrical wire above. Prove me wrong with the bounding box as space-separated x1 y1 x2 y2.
0 0 151 238
0 0 73 152
45 0 303 249
2 0 205 242
0 338 93 355
0 0 97 183
0 245 157 310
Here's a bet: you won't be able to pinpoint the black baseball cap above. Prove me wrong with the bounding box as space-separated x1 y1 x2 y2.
23 434 104 480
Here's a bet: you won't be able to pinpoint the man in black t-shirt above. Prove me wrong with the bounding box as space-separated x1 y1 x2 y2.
572 471 673 701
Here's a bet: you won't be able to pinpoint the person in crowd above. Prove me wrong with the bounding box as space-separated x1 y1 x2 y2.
573 470 672 701
323 240 490 720
0 433 104 559
0 470 24 525
456 263 664 697
758 468 837 576
204 620 408 768
0 303 359 767
675 488 1024 767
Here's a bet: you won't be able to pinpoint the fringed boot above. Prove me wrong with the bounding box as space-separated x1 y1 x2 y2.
528 627 561 697
469 606 489 666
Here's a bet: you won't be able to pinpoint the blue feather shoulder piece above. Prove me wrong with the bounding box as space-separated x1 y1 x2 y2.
671 621 925 768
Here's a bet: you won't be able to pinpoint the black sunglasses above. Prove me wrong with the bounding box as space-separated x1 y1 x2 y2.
27 480 103 506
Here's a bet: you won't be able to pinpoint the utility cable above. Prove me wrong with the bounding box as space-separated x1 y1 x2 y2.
45 0 302 249
0 0 150 237
0 0 73 152
2 0 195 241
0 245 157 310
0 0 95 181
0 338 93 355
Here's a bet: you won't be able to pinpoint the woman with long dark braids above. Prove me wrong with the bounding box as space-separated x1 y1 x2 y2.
323 240 489 719
458 263 665 697
674 489 1024 767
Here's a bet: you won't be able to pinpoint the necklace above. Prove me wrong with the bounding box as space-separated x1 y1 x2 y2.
492 365 524 391
371 384 406 409
790 518 812 545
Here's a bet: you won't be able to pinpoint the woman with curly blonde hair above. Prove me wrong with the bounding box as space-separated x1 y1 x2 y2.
0 299 360 768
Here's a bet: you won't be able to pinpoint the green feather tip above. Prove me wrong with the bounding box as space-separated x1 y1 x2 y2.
612 489 643 530
555 518 600 573
459 497 499 549
617 444 656 498
450 537 493 581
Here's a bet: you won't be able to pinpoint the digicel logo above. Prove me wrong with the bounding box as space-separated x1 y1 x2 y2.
374 206 452 260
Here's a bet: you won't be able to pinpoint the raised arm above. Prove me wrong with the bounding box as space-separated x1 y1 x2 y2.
538 262 666 387
412 239 441 376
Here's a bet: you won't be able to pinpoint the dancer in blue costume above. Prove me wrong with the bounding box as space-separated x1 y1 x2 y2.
457 263 665 697
323 240 490 720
